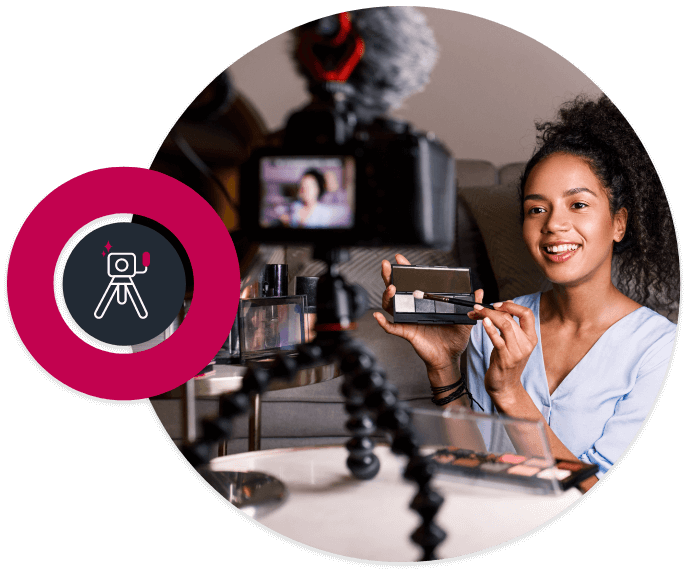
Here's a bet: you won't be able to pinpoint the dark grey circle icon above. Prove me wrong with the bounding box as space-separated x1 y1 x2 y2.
63 221 187 346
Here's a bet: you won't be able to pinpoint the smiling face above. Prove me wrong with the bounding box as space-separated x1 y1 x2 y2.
522 153 627 288
298 174 321 206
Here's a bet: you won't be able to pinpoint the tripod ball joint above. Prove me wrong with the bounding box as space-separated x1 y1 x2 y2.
269 353 298 380
351 369 386 392
411 487 444 522
338 345 375 374
296 343 324 365
377 404 412 431
180 441 215 468
201 416 234 442
219 392 251 417
240 367 272 395
364 386 399 413
411 523 447 561
346 453 381 480
404 455 438 486
390 429 421 457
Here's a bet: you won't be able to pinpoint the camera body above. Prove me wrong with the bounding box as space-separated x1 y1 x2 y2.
240 115 456 250
107 253 137 278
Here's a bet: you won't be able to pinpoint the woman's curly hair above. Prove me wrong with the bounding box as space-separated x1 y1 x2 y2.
519 94 679 312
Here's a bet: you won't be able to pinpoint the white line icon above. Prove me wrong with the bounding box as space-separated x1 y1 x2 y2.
94 252 150 319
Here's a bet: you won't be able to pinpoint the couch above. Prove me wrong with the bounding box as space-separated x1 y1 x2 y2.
150 158 677 455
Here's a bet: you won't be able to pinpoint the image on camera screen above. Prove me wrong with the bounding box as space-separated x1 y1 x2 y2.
259 156 355 229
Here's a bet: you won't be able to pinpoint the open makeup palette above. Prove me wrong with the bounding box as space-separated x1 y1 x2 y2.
391 264 475 325
409 407 598 494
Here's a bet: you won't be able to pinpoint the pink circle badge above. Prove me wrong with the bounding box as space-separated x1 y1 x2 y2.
8 167 240 400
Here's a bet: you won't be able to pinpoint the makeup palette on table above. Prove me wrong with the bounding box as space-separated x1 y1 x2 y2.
430 448 598 492
409 407 598 494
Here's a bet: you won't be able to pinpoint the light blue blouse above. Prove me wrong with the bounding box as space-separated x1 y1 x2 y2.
467 292 676 477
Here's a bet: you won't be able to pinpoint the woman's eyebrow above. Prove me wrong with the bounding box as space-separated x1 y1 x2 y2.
523 187 597 201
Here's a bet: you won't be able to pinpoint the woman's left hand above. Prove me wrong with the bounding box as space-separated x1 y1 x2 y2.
474 301 538 404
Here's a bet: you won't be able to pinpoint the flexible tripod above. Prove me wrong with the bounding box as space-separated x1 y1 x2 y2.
182 248 448 560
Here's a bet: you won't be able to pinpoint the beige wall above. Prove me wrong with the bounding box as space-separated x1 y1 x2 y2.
229 8 601 167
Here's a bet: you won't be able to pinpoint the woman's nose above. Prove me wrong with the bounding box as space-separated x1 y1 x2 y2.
542 207 572 233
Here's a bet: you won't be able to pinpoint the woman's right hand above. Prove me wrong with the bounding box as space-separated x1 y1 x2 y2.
372 254 483 373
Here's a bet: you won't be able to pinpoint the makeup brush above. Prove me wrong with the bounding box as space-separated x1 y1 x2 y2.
412 290 493 310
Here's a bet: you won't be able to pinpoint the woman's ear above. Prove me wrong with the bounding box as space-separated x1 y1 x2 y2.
613 207 628 243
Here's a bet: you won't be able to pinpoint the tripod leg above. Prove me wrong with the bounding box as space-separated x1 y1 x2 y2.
127 284 148 319
94 282 118 319
117 284 127 305
339 338 446 561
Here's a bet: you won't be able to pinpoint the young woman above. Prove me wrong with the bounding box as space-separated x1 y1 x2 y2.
374 95 679 491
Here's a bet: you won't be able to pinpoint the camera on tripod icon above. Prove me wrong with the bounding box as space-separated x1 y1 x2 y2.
95 251 151 320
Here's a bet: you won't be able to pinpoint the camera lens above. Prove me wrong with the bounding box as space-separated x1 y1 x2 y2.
115 258 129 273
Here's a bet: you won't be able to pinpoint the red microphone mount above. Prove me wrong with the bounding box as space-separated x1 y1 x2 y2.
297 12 365 84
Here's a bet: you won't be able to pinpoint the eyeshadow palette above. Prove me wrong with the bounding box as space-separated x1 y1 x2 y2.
391 264 476 325
431 448 599 493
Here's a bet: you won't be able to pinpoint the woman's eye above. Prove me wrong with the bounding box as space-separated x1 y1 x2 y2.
527 206 546 214
571 202 588 210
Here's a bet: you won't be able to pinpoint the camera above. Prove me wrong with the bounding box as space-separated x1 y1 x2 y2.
238 11 456 250
240 112 455 250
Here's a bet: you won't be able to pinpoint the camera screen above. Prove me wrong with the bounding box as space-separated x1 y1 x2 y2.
258 156 355 229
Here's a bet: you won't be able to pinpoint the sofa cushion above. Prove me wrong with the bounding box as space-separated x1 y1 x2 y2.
456 193 499 302
498 162 526 186
458 183 550 301
456 159 498 187
233 396 438 439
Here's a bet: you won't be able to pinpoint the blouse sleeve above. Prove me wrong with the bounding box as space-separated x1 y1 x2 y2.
577 332 675 477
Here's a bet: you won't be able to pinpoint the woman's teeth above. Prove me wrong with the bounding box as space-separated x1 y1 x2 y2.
545 244 580 253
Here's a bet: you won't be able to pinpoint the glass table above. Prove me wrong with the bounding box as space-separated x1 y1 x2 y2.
208 445 582 561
